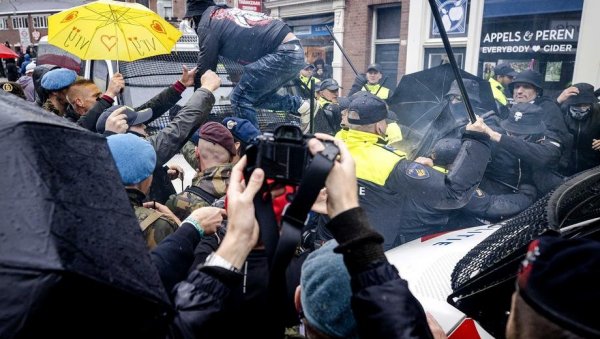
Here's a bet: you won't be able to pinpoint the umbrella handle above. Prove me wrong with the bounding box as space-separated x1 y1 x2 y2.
427 0 477 124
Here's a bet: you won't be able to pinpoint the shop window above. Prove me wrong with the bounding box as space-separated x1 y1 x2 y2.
12 16 28 29
32 15 48 29
478 4 582 96
372 5 401 87
430 0 470 38
424 47 465 70
0 17 8 30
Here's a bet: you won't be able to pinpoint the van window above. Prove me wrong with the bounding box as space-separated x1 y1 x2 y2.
92 61 109 94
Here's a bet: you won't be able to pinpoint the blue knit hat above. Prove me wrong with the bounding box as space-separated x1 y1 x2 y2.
222 117 260 145
300 240 358 338
106 133 156 185
40 68 77 91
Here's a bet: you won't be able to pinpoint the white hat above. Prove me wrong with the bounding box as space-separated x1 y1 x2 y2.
25 62 36 74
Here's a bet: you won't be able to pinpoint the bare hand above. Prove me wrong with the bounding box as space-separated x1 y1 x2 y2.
186 206 227 236
143 201 182 225
592 139 600 151
179 65 198 87
311 188 328 215
557 86 579 104
309 134 359 218
167 164 184 181
216 155 263 268
104 106 129 134
465 116 487 134
105 72 125 98
200 70 221 92
414 157 434 167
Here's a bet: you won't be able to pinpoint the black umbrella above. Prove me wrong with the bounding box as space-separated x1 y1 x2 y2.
387 63 497 158
0 92 171 338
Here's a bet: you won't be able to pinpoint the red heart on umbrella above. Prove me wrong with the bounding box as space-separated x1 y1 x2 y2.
151 20 166 34
101 35 117 51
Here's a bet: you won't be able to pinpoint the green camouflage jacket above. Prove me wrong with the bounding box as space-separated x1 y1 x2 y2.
127 188 178 250
165 164 232 220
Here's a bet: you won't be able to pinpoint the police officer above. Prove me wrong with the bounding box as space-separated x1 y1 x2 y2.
556 83 600 175
166 122 236 220
312 78 344 135
349 63 392 100
489 63 517 114
339 92 492 250
481 102 563 197
106 133 180 250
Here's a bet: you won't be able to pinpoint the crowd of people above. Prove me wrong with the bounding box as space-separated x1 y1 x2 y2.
2 0 599 338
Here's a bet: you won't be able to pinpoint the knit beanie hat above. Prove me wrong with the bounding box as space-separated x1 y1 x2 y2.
300 240 358 338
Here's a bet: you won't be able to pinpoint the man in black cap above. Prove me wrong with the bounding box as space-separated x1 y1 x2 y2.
556 83 600 175
509 69 571 151
185 0 310 129
482 102 563 197
349 63 392 100
506 235 600 338
489 63 517 108
339 91 492 249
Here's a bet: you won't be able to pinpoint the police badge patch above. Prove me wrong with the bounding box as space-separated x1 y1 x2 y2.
406 162 430 179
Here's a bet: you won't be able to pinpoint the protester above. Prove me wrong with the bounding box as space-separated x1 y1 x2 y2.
106 133 180 249
98 70 218 204
509 69 571 150
166 122 235 220
19 54 32 76
0 81 26 100
40 68 78 117
16 62 35 102
481 103 563 197
186 0 312 128
556 83 600 175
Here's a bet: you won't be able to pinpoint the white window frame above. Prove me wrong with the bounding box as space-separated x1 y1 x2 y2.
370 4 402 64
32 15 48 29
0 17 8 30
11 15 29 29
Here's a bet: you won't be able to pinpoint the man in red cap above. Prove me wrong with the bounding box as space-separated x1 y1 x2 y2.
166 121 236 220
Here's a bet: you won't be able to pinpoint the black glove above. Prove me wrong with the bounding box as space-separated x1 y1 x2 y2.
349 74 368 96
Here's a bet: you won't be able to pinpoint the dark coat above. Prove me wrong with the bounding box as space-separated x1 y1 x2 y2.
561 103 600 175
482 133 562 196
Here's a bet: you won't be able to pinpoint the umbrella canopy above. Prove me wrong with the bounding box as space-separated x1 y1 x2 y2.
388 63 498 158
0 92 171 338
0 44 18 59
47 0 182 62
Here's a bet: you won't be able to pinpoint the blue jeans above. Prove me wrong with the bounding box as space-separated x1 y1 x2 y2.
230 41 305 128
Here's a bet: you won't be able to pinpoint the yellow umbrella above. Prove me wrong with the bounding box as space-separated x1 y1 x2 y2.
48 0 182 62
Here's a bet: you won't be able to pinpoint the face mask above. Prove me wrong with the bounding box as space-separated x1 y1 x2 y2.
569 106 591 120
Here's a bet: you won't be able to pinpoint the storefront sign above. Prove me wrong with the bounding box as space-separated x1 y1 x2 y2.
481 23 579 55
431 0 469 38
238 0 262 12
